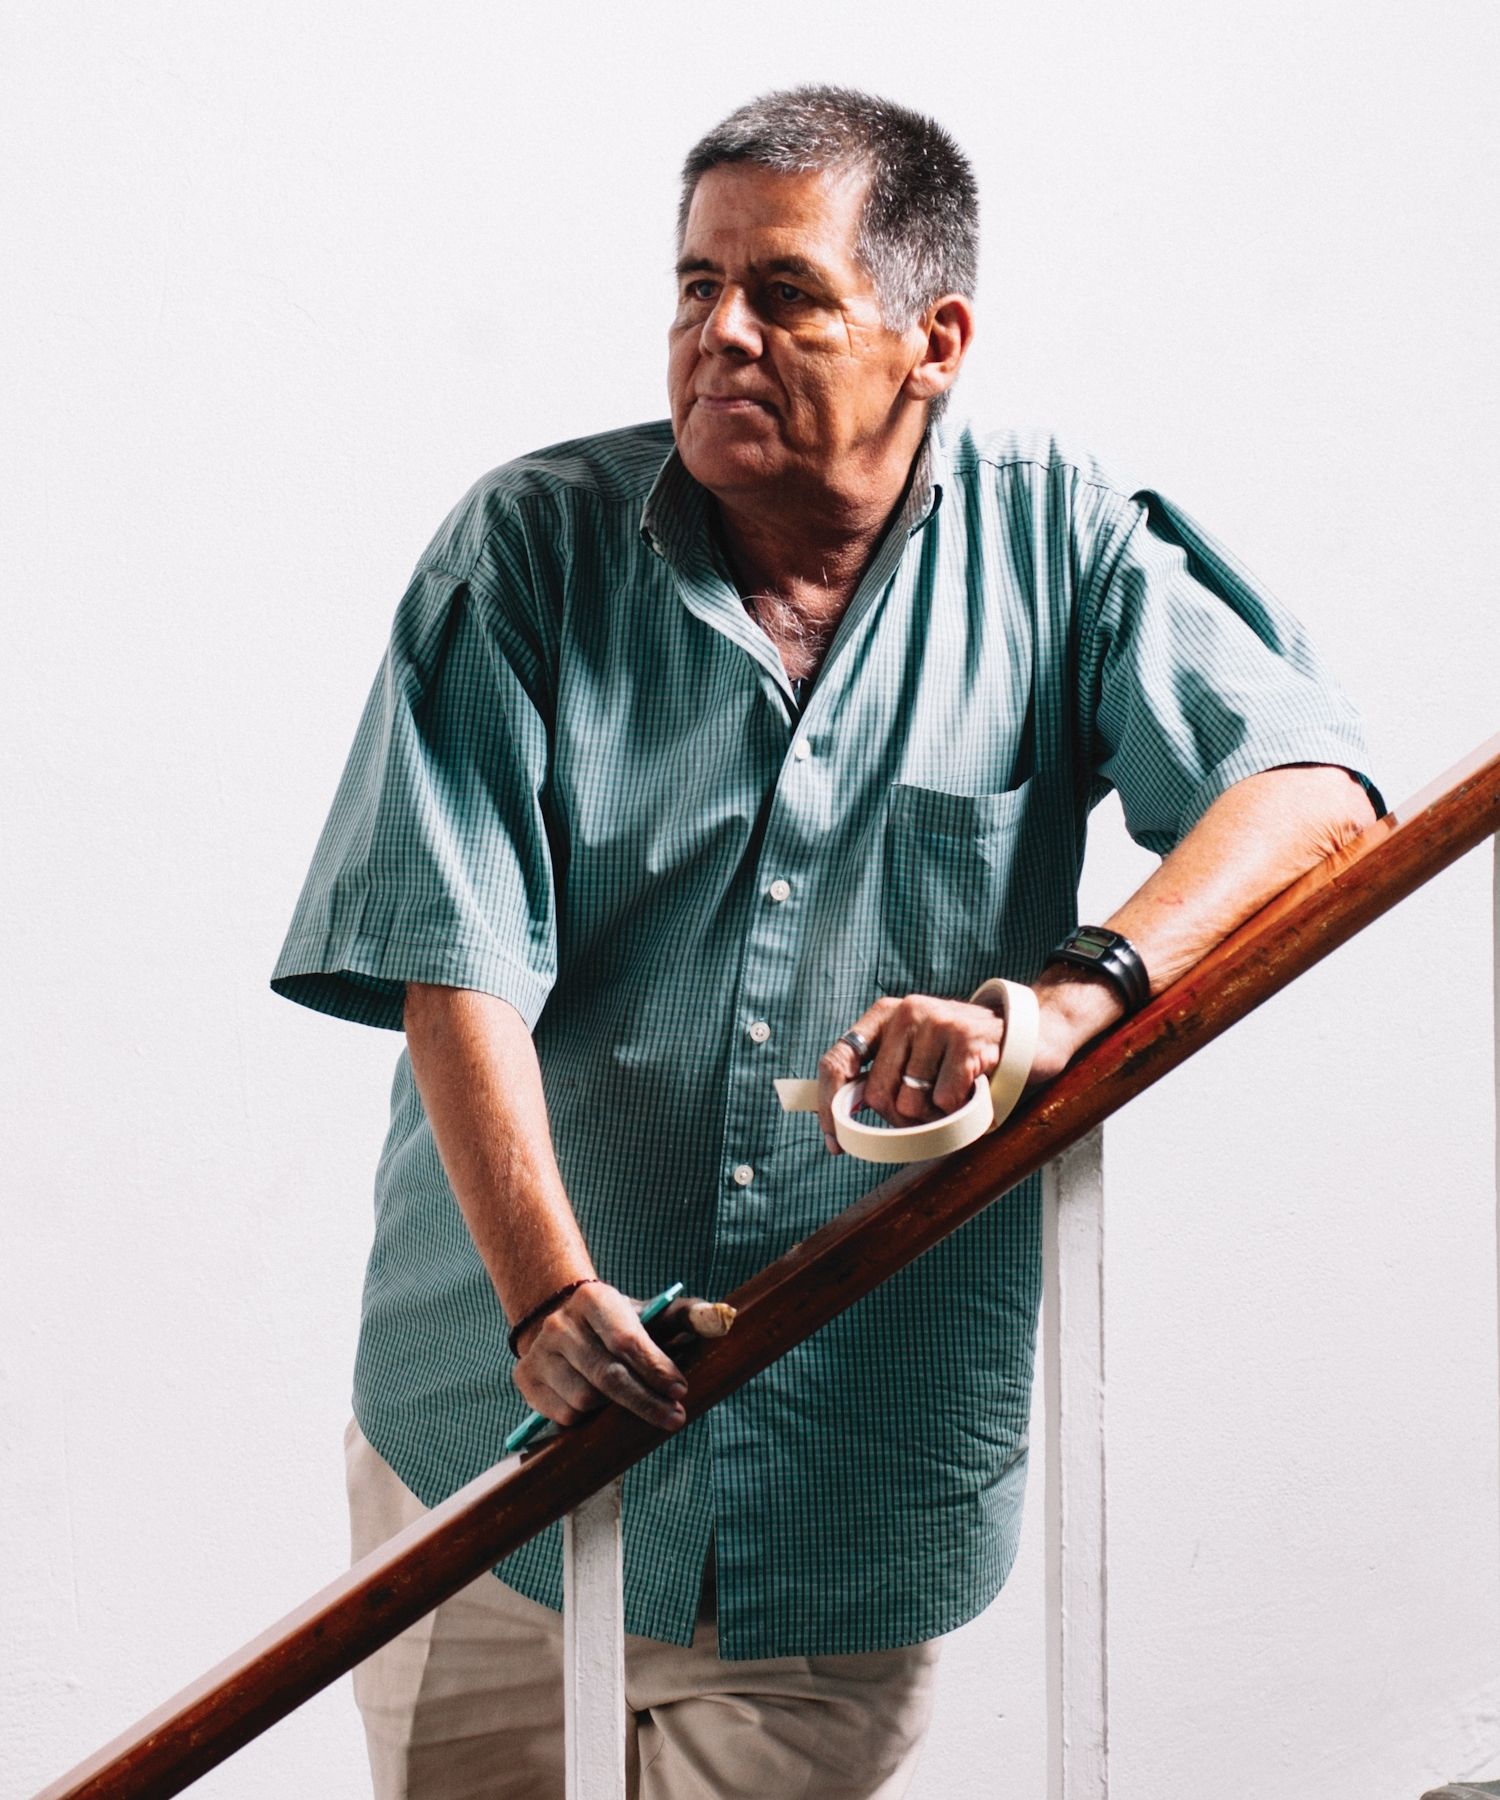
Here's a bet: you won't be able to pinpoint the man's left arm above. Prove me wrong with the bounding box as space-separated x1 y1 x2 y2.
817 761 1377 1140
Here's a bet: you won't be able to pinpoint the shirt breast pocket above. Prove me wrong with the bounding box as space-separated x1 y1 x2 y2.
875 776 1043 1000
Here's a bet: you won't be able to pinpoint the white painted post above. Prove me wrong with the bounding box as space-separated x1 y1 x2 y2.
562 1479 628 1800
1493 835 1500 1560
1043 1127 1110 1800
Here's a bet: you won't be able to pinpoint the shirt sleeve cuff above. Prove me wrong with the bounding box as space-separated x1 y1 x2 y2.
270 931 555 1032
1169 728 1386 850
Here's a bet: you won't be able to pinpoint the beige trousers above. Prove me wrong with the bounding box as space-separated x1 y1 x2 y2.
344 1417 941 1799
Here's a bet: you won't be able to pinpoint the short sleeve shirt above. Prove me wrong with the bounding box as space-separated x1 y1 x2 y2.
271 418 1381 1658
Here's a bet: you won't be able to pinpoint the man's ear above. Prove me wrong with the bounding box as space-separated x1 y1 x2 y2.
902 294 975 406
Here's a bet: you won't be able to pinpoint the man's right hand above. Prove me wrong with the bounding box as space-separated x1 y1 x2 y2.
512 1281 689 1431
402 985 694 1435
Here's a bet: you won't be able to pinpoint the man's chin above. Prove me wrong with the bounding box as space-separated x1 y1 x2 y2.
676 433 785 501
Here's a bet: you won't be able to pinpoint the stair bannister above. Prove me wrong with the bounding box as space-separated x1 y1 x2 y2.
31 732 1500 1800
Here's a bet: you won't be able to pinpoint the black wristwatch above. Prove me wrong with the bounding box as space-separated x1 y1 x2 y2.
1044 926 1151 1016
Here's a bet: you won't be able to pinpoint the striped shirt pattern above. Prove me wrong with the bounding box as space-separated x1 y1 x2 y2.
271 418 1379 1657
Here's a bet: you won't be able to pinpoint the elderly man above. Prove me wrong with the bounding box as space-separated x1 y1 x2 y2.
273 84 1381 1800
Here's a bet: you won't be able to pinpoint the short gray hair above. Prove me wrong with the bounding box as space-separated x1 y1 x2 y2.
677 85 979 332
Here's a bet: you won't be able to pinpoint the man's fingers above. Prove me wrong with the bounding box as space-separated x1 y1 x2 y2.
889 1015 950 1120
815 997 898 1145
583 1287 688 1394
516 1314 607 1419
537 1356 608 1417
828 996 1007 1128
515 1367 596 1429
861 1007 917 1119
579 1336 687 1430
931 1029 993 1115
521 1321 686 1432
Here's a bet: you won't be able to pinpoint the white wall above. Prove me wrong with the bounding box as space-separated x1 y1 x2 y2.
4 3 1497 1796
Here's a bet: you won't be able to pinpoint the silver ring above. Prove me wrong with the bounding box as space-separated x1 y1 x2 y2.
900 1074 935 1091
838 1029 871 1061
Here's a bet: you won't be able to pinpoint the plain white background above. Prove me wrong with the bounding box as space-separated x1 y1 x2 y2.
4 2 1498 1796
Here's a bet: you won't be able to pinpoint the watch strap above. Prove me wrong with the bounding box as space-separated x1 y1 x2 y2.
1045 925 1151 1015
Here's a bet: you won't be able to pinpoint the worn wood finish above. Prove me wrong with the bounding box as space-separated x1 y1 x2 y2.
32 734 1500 1800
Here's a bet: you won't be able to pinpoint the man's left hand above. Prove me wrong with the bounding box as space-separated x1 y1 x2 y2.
815 981 1118 1154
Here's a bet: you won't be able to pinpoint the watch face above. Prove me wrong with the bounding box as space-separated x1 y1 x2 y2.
1073 928 1115 960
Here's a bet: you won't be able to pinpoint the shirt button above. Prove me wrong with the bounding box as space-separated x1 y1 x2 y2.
747 1020 772 1044
732 1163 755 1187
768 878 792 903
792 738 812 760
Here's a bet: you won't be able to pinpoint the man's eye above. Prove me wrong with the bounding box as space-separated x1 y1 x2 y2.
684 279 717 302
773 283 805 303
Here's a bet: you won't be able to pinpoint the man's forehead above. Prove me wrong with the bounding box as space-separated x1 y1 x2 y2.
678 163 873 282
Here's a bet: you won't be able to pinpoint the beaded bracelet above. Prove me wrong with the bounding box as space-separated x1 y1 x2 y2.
506 1277 600 1358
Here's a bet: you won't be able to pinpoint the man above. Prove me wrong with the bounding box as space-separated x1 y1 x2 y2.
272 85 1381 1800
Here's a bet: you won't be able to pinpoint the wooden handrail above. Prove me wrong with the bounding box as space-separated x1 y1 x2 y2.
33 733 1500 1800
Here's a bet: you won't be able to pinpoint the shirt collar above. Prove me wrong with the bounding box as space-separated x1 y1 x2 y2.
639 422 949 570
900 419 949 533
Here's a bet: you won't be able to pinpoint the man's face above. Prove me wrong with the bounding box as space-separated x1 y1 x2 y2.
668 162 927 508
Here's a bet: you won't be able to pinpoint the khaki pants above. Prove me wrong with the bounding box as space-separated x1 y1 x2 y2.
345 1417 941 1799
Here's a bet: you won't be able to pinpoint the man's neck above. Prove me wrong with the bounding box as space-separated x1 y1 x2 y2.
710 428 928 619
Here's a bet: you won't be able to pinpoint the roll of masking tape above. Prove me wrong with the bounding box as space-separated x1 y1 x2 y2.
773 978 1040 1164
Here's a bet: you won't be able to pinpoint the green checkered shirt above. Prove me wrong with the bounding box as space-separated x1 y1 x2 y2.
271 417 1379 1657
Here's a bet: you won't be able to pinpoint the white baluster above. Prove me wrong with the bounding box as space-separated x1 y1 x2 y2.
1043 1127 1109 1800
562 1478 627 1800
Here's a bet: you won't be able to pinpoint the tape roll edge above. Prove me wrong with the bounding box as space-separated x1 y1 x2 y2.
773 977 1040 1163
967 977 1040 1133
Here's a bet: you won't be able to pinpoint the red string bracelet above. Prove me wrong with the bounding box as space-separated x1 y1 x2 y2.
507 1277 600 1358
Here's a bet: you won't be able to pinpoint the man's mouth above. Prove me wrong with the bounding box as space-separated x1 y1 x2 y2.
695 394 773 414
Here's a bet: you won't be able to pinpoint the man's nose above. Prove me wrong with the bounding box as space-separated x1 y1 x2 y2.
701 287 762 357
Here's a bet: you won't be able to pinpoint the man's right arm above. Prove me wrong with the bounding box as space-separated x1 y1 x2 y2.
402 981 688 1433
